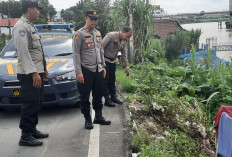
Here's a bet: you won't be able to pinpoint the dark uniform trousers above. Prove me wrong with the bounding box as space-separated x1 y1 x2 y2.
77 67 104 115
103 61 116 98
17 73 44 133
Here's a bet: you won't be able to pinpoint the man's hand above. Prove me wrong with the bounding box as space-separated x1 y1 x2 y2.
32 72 42 88
125 67 130 76
103 68 106 78
77 74 84 83
44 70 49 81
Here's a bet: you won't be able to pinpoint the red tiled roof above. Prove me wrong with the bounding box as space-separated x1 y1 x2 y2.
0 18 20 27
154 19 183 38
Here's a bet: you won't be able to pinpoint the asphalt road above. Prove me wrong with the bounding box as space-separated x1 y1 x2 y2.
0 104 129 157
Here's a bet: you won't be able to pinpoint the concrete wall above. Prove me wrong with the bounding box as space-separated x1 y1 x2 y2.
0 27 12 35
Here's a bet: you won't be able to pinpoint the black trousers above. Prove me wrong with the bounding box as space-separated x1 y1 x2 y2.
103 61 116 98
77 67 104 115
17 73 44 133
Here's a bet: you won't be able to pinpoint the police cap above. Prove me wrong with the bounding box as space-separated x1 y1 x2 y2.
85 10 99 20
22 0 42 11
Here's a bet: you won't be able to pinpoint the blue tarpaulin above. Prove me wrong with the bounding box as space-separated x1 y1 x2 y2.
179 50 227 67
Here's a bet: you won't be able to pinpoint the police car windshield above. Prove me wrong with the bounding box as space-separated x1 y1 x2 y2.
0 33 73 58
41 34 73 57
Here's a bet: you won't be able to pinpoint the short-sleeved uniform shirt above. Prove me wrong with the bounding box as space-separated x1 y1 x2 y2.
72 26 105 74
102 32 128 63
12 16 46 75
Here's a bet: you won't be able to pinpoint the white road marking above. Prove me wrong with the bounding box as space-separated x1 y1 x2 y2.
88 108 100 157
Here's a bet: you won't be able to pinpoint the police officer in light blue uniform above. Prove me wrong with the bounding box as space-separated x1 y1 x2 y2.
13 0 49 146
73 10 111 129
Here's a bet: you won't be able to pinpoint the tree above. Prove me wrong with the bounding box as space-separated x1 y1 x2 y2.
0 0 56 24
0 0 22 18
61 9 74 23
35 0 57 24
165 29 201 61
66 0 111 36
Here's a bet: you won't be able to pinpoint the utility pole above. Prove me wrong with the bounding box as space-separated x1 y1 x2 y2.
7 3 11 35
129 0 134 64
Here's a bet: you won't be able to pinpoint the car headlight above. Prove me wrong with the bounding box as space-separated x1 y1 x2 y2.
55 71 76 81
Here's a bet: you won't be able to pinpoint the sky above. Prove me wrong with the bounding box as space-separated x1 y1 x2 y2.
48 0 229 14
154 0 229 15
1 0 230 15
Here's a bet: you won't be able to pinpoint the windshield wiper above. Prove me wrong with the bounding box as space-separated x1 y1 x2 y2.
55 53 73 56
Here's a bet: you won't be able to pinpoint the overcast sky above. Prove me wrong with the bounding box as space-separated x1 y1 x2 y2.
1 0 229 15
155 0 229 14
48 0 229 14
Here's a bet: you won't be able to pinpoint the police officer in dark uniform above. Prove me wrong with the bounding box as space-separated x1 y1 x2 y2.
72 10 111 129
13 0 49 146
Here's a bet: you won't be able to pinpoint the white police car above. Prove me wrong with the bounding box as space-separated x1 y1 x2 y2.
0 24 80 108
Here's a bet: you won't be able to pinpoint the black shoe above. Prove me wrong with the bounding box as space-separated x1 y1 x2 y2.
93 116 111 125
31 129 49 139
85 118 94 129
19 134 43 146
111 97 123 104
104 100 115 107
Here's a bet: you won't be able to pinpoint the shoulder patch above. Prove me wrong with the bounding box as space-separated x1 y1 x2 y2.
19 30 26 37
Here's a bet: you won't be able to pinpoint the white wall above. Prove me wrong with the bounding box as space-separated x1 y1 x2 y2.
0 27 13 35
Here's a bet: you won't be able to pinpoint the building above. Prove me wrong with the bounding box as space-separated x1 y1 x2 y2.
0 15 20 34
152 5 166 18
154 19 184 39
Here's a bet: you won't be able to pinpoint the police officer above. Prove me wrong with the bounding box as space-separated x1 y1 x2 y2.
73 10 111 129
103 27 132 107
13 0 49 146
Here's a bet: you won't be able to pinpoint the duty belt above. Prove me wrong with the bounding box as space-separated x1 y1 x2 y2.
104 55 115 61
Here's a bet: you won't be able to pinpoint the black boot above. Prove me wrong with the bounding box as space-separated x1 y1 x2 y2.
93 110 111 125
19 132 43 146
84 114 94 129
104 97 115 107
31 128 49 139
111 94 123 104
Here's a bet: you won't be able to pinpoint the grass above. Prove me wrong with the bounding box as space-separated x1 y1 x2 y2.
116 68 137 93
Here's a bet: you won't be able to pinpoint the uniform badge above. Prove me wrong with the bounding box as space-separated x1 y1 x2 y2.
75 34 80 39
19 30 26 37
113 39 119 45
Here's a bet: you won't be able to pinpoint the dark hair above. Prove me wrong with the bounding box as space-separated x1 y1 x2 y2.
122 27 132 33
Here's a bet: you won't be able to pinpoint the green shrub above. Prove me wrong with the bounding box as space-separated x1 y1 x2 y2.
165 29 201 61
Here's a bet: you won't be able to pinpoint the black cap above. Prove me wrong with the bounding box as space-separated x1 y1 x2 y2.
85 10 99 20
22 0 42 10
